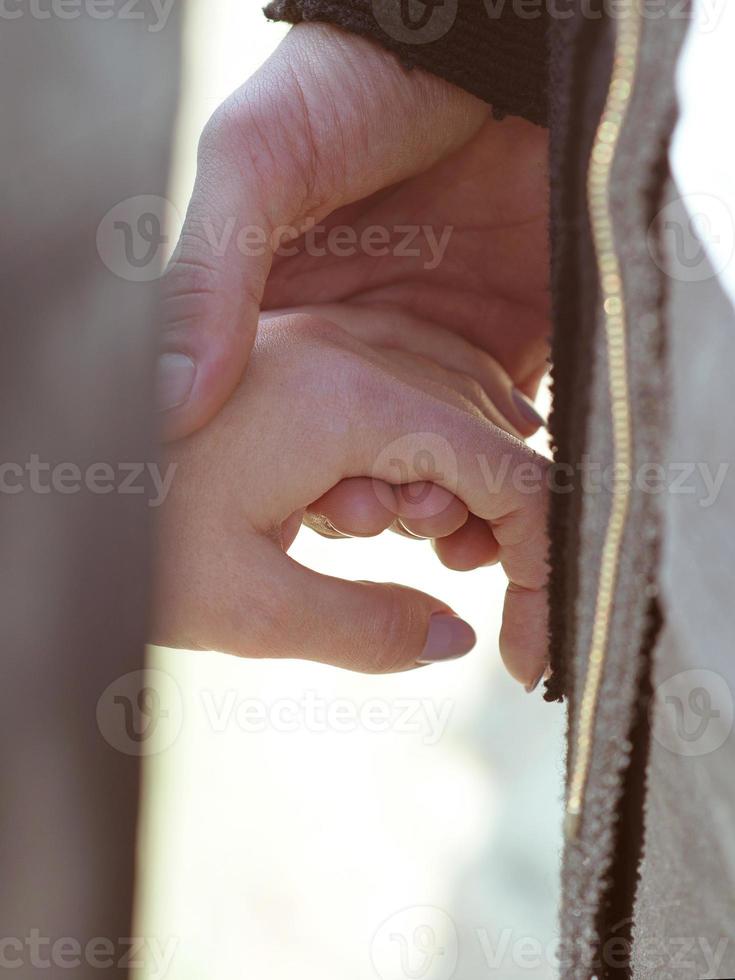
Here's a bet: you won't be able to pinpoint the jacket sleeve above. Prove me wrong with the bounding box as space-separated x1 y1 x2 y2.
264 0 549 126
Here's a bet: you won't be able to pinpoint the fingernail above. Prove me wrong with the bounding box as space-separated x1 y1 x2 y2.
512 388 546 430
416 613 476 664
157 352 196 413
525 671 545 694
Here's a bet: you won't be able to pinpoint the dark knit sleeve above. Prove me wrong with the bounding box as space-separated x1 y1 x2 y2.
264 0 548 126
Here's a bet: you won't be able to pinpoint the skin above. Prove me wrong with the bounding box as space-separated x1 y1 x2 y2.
160 23 549 429
154 311 549 684
157 22 550 682
262 301 537 567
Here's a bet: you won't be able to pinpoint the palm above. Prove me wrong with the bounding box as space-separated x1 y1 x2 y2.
263 114 550 392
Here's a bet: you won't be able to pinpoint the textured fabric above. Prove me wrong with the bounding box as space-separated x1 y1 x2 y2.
0 3 180 959
558 8 690 975
545 0 612 706
631 197 735 980
264 0 549 125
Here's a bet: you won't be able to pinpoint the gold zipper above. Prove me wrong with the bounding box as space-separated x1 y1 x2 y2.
565 0 643 841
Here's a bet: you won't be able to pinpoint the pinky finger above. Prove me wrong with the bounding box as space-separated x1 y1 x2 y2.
432 515 500 571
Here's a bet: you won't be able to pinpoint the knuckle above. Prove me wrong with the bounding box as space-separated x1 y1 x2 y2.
457 372 489 407
369 587 419 674
244 577 292 659
160 235 221 331
167 233 219 289
198 96 251 160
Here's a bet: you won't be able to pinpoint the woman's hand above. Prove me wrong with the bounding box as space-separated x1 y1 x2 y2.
262 302 540 571
154 312 549 685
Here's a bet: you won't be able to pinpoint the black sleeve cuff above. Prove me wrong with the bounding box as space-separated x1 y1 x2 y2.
264 0 549 127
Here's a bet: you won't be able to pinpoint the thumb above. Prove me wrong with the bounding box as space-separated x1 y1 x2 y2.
261 553 476 673
156 114 282 440
157 23 487 440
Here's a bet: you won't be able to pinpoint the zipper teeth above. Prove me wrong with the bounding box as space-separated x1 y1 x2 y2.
565 0 642 841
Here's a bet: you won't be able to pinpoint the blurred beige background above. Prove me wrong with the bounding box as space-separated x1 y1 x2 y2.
135 4 565 978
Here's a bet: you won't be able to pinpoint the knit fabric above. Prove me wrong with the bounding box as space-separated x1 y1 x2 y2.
264 0 549 126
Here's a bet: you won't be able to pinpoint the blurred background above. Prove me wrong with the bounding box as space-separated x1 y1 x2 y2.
135 4 566 978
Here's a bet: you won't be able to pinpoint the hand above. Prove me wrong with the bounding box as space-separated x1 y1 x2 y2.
159 22 549 441
268 301 537 571
153 312 549 684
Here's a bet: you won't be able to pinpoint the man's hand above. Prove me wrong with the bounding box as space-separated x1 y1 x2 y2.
159 22 549 440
